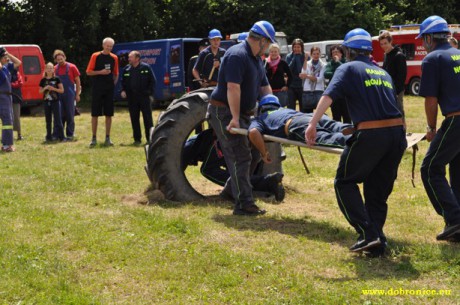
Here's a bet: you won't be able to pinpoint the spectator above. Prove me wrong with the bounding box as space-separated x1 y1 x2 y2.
264 43 292 107
448 37 458 49
39 62 64 142
53 49 81 141
300 47 326 113
286 38 306 110
187 39 209 91
418 16 460 242
0 47 21 152
379 31 407 120
120 50 156 145
86 37 119 147
193 29 226 88
324 45 350 123
11 69 24 140
208 20 276 216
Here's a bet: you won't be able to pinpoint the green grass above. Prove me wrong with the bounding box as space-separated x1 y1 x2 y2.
0 97 459 304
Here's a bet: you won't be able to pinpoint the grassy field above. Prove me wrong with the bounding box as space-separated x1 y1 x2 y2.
0 96 459 305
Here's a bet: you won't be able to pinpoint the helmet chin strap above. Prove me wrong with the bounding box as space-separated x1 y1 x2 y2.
423 34 434 52
258 39 267 56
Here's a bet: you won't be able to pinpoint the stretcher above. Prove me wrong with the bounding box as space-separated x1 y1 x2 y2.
231 128 426 186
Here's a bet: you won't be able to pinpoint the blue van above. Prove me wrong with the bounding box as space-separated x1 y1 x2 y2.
113 38 202 106
113 38 236 107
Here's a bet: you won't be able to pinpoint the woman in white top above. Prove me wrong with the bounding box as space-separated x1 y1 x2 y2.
300 47 325 113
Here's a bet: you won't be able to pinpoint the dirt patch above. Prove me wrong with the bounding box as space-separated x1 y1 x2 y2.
121 194 149 206
144 186 167 204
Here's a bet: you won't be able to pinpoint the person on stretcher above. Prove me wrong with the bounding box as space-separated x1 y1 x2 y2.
248 94 353 163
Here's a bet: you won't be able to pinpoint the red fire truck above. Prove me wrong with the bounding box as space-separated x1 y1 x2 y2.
372 24 460 95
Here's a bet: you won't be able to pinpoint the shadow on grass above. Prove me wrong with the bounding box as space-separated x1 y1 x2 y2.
144 187 422 280
213 213 422 280
342 240 421 280
213 213 355 247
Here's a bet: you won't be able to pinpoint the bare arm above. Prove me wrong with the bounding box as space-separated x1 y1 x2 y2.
87 69 111 76
75 76 81 102
248 128 272 163
192 68 200 80
226 82 241 133
424 96 438 142
49 82 64 94
6 52 21 69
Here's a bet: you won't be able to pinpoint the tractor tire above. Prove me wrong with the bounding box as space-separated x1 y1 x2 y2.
146 88 213 201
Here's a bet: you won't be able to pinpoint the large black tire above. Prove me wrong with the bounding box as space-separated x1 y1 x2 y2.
146 89 213 201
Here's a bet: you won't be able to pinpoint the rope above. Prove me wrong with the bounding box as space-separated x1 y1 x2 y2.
411 143 419 188
297 146 310 174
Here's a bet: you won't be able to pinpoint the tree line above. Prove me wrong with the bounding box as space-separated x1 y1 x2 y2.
1 0 458 87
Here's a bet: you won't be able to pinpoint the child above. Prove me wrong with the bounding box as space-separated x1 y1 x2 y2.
39 62 64 141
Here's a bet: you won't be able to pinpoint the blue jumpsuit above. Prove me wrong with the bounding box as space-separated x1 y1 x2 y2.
55 63 76 138
0 62 14 147
324 55 407 245
208 41 269 210
419 42 460 227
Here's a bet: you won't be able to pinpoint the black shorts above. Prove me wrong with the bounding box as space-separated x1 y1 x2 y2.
91 87 114 117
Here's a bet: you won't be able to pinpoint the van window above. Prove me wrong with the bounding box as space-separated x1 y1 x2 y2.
400 44 415 60
22 56 41 75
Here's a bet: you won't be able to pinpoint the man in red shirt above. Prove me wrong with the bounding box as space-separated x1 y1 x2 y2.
86 37 119 147
53 49 81 141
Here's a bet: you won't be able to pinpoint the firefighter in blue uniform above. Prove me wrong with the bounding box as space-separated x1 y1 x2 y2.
418 16 460 242
306 29 407 256
193 29 226 87
0 47 21 152
208 21 276 216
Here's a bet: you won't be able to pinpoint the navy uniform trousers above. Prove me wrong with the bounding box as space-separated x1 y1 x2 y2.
334 126 407 242
208 104 254 209
421 116 460 226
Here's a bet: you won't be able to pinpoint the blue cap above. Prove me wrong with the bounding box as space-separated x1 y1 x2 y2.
416 15 449 39
250 21 276 43
208 29 223 39
342 28 373 51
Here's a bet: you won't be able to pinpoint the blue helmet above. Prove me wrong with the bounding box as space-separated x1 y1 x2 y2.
259 94 280 108
208 29 223 39
342 28 373 51
237 32 249 42
416 15 449 39
250 21 276 43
